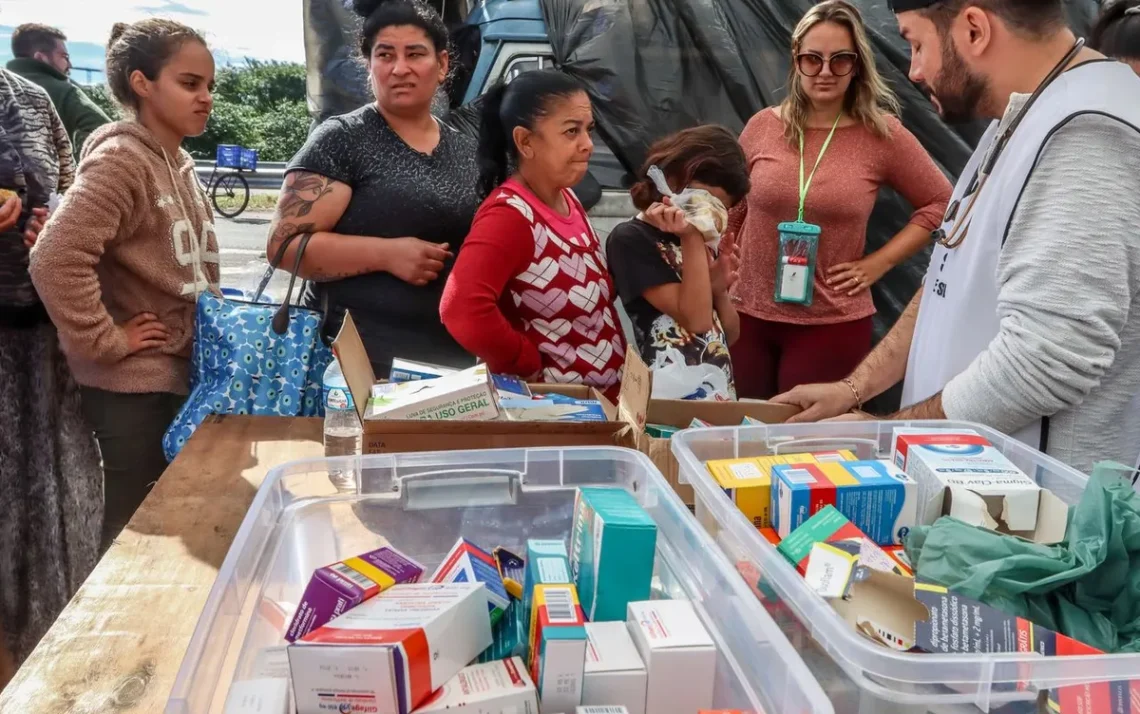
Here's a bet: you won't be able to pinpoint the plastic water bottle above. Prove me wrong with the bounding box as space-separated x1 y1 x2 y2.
322 358 362 492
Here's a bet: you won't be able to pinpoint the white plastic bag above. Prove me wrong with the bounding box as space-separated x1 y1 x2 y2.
647 165 728 249
650 347 732 401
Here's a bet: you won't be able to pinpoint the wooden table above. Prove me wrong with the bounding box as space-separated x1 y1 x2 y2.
0 415 325 714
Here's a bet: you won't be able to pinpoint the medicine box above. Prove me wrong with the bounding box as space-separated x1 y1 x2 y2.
582 622 647 714
706 451 855 529
222 679 290 714
493 546 525 599
570 488 657 621
367 364 499 421
288 583 492 714
776 505 912 578
285 546 424 642
522 539 573 637
415 657 538 714
892 428 1044 534
431 538 511 626
771 459 917 545
577 708 630 714
527 584 588 714
627 600 716 714
389 358 458 383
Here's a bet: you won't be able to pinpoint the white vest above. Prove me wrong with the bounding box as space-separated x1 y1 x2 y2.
902 60 1140 450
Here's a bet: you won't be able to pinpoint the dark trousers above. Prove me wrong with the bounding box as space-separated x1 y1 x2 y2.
730 314 874 399
79 388 184 550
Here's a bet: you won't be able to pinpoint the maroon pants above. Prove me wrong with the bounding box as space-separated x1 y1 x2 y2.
731 314 873 399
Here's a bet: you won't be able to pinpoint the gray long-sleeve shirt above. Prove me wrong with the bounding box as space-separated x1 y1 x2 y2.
942 99 1140 473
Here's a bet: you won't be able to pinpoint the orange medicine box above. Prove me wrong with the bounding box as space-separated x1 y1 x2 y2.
705 451 855 529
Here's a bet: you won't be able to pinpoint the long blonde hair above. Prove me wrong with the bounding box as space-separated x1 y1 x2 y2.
780 0 900 144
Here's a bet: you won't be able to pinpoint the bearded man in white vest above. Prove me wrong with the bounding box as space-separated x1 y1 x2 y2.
772 0 1140 473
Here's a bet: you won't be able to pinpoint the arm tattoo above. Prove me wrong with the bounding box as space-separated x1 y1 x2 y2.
278 172 334 220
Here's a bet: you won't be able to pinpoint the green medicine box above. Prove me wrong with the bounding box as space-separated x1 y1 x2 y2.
570 488 658 622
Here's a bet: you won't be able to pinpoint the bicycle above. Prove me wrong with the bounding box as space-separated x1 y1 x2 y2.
205 145 256 219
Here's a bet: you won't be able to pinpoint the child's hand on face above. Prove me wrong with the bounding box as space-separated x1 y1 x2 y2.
642 199 701 241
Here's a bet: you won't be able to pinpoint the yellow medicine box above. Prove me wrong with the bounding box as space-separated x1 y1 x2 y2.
705 450 856 528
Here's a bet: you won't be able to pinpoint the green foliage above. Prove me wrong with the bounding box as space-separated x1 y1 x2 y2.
84 84 123 121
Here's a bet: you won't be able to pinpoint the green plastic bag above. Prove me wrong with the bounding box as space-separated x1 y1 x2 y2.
904 463 1140 653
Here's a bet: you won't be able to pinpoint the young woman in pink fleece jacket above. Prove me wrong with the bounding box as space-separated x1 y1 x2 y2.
30 19 219 548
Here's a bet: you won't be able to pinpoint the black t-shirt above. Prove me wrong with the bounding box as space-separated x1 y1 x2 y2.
606 218 736 399
287 104 480 376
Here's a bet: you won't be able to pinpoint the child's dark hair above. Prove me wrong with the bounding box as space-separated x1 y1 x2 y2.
477 70 587 198
629 125 751 211
353 0 449 58
105 19 207 110
1090 0 1140 61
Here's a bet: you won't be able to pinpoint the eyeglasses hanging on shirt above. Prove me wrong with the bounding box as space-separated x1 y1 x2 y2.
932 38 1085 250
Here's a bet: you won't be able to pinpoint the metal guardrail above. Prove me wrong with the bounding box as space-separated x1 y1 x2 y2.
194 160 286 190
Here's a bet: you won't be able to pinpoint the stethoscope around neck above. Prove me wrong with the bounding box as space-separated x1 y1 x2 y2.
931 37 1086 250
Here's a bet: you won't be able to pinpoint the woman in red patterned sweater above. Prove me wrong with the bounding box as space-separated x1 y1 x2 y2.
440 70 626 399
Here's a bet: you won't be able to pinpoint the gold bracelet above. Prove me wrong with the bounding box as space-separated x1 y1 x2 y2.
842 378 862 408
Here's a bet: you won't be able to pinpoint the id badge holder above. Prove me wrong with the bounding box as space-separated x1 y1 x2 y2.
774 221 820 305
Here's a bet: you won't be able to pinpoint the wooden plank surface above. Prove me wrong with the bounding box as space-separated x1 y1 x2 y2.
0 415 324 714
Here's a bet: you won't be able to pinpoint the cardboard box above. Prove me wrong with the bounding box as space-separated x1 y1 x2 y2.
777 505 912 579
288 583 493 714
389 358 459 383
771 460 918 545
415 657 538 714
892 428 1065 542
334 313 638 455
582 622 647 714
527 584 588 714
285 546 424 643
626 600 716 714
431 539 511 626
570 488 657 622
706 451 856 529
368 365 500 421
223 679 290 714
522 540 573 637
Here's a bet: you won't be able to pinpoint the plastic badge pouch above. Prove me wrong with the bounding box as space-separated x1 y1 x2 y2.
647 166 728 249
775 221 820 305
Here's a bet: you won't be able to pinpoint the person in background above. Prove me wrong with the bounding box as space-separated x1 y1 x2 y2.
1090 0 1140 74
607 126 749 401
728 0 951 399
0 68 102 673
7 23 112 155
440 70 627 400
775 0 1140 475
268 0 478 378
30 19 218 549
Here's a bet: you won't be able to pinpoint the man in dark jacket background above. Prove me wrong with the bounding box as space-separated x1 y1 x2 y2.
7 24 110 155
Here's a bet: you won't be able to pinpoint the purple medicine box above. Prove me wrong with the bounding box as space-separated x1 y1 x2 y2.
284 546 424 642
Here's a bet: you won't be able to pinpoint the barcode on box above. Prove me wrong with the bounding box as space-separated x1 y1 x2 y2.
329 562 376 590
579 707 628 714
729 462 764 480
783 468 815 484
544 587 576 623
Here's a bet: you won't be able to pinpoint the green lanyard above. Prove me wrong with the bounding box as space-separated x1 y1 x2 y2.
797 114 842 222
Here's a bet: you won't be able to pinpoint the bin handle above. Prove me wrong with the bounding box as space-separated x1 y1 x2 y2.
770 437 881 457
398 468 521 511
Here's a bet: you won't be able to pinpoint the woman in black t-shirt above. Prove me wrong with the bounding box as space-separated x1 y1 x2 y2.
267 0 479 376
606 126 750 400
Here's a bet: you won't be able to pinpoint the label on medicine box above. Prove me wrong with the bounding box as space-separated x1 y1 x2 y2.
528 584 588 714
285 546 424 643
777 505 912 578
288 583 492 714
707 451 855 529
389 358 458 383
570 488 657 622
222 678 290 714
431 538 511 626
578 708 631 714
583 622 647 714
522 539 572 639
367 364 499 421
417 656 538 714
627 600 716 714
771 460 917 546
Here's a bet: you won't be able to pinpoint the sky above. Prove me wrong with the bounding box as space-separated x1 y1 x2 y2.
0 0 306 73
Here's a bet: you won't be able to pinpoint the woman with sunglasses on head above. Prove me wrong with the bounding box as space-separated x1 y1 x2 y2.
728 0 950 399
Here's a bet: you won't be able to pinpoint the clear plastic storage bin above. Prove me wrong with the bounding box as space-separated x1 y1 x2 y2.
165 447 833 714
673 420 1139 714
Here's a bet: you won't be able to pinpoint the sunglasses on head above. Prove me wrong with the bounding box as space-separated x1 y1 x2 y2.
796 51 858 77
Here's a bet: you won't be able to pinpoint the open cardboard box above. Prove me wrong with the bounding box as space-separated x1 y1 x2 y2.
334 312 644 455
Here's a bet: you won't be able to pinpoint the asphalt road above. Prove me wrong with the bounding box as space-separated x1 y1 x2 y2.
215 212 293 302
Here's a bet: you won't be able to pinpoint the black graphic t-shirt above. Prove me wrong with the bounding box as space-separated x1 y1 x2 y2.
606 218 736 400
287 104 479 377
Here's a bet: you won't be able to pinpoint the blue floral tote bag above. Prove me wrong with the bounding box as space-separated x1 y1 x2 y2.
163 233 332 460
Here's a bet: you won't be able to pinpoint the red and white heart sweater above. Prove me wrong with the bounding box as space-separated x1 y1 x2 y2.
441 179 626 400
